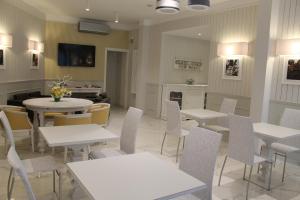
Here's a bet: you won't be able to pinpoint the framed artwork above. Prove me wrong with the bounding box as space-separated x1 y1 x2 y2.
30 52 39 69
174 57 203 71
222 57 242 80
0 49 5 69
282 56 300 85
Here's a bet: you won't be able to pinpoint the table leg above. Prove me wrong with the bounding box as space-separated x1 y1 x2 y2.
33 112 39 150
37 111 46 154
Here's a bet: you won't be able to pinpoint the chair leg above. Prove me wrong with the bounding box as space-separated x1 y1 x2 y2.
160 132 167 155
176 137 181 163
64 147 68 163
53 170 56 193
7 167 15 200
182 136 186 150
274 153 277 167
58 171 62 200
30 130 35 153
4 138 8 154
257 164 260 174
218 155 228 186
243 164 247 180
246 166 253 200
282 154 287 183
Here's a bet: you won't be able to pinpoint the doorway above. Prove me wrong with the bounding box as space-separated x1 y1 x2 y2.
104 48 129 109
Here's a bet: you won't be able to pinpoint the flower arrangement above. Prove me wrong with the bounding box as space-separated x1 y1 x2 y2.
49 75 72 102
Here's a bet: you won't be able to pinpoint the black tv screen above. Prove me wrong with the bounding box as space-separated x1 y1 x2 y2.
58 43 95 67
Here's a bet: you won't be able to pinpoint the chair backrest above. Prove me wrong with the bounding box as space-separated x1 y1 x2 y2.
280 108 300 130
0 105 26 112
89 103 110 110
0 111 15 147
88 105 110 126
279 108 300 148
220 98 237 114
4 110 32 130
120 107 143 154
165 100 183 136
54 113 92 126
180 127 222 200
7 147 36 200
228 114 255 165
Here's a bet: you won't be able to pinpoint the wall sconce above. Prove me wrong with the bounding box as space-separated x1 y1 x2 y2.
217 42 249 57
0 33 13 49
276 39 300 56
28 40 44 53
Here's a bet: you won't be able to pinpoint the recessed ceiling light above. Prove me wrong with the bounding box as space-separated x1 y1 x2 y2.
85 0 90 12
198 33 202 36
114 13 119 23
156 0 180 14
188 0 210 10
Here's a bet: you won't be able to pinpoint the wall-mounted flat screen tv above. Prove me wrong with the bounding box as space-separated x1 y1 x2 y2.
58 43 96 67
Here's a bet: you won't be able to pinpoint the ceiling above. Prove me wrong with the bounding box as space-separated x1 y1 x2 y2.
164 26 211 40
18 0 258 26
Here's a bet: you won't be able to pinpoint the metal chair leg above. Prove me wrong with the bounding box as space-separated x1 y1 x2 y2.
282 154 287 183
176 137 181 163
53 170 56 193
160 132 167 155
243 164 247 180
7 167 15 200
218 155 228 186
246 166 253 200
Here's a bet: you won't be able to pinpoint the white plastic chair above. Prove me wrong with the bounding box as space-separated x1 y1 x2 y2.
271 108 300 182
1 111 62 199
218 114 273 199
173 127 222 200
7 147 36 200
205 98 237 133
161 100 190 163
89 107 143 159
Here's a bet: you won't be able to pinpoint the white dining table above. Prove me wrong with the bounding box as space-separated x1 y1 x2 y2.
67 152 206 200
181 108 227 125
23 97 93 153
253 123 300 187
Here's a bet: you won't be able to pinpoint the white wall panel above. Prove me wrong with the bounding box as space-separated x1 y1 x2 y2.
271 0 300 104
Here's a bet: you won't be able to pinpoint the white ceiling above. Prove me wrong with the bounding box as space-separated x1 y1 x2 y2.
17 0 258 26
164 26 211 40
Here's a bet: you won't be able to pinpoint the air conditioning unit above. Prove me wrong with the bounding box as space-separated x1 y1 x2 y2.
78 20 111 35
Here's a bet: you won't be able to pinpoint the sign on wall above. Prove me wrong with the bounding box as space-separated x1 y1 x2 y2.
174 57 203 71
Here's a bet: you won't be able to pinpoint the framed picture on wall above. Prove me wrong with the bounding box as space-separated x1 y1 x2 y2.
0 49 6 69
30 52 39 69
282 56 300 85
174 57 203 71
222 57 242 80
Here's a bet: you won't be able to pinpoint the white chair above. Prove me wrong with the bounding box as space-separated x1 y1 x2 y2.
89 107 143 159
161 100 190 163
204 98 237 133
173 127 222 200
218 114 273 199
271 108 300 182
0 111 62 199
7 147 62 200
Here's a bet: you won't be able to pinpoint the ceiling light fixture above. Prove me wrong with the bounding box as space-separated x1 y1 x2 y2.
156 0 180 14
198 33 202 36
114 13 119 23
188 0 210 10
85 0 90 12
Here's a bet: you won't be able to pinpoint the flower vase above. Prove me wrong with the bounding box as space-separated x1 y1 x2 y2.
53 97 61 102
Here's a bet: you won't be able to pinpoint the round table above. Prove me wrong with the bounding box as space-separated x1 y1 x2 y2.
23 97 93 153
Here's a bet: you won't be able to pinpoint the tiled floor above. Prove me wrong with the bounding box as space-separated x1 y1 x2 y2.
0 108 300 200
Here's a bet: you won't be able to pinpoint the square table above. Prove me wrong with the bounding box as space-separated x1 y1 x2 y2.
39 124 119 161
253 123 300 187
39 124 118 147
181 109 227 125
67 152 206 200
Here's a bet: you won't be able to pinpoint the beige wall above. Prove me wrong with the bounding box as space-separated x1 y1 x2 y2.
44 21 129 81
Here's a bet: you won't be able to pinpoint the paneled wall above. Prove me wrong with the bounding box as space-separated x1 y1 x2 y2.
144 6 258 116
207 7 257 97
271 0 300 104
0 1 45 103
